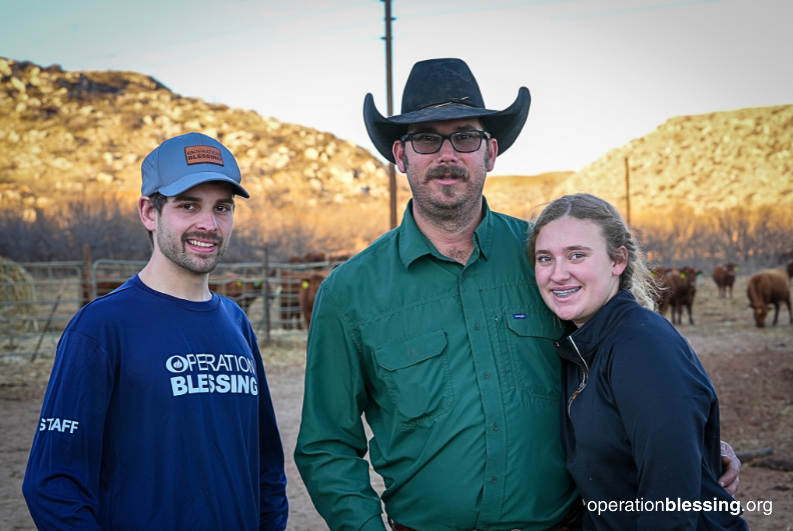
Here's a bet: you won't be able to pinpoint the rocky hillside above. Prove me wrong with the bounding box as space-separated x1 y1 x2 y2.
552 104 793 214
0 57 393 220
482 172 573 219
3 56 790 228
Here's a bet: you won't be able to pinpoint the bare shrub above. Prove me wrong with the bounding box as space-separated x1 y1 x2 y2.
635 203 793 273
226 198 389 263
0 194 390 264
0 193 148 262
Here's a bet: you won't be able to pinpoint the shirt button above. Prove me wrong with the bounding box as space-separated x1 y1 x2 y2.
462 273 467 280
491 476 498 484
483 371 490 379
493 422 499 431
474 322 480 330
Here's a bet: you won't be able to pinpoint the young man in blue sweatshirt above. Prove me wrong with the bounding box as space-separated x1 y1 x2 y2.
23 132 288 531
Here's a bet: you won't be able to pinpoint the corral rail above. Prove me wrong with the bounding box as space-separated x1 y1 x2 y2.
0 259 333 359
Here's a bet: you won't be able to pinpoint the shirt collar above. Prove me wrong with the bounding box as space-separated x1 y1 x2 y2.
558 289 637 361
398 196 495 269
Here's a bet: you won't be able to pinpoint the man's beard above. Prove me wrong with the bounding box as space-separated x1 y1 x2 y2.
157 229 228 275
410 163 486 227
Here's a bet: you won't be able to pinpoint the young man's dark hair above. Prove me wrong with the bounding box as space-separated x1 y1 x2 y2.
145 191 168 245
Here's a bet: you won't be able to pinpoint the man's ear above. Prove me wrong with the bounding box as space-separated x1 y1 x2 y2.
486 137 498 172
393 140 406 173
139 196 158 232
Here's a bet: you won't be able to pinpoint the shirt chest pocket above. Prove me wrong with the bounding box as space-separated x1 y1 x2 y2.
374 329 454 428
498 313 563 401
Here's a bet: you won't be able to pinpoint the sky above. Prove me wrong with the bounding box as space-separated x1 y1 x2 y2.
2 0 791 176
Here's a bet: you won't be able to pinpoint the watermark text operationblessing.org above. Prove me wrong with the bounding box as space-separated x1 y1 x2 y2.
586 498 773 516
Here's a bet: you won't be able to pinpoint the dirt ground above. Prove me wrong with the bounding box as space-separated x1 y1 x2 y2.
1 275 791 530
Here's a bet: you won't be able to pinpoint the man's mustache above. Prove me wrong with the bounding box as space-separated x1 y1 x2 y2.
425 165 469 183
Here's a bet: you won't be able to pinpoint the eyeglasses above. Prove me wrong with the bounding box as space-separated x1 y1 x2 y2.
400 130 491 154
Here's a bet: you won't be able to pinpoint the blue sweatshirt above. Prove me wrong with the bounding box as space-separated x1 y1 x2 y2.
556 290 747 530
23 275 288 530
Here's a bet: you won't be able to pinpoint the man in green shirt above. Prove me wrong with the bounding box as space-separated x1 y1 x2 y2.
294 58 739 531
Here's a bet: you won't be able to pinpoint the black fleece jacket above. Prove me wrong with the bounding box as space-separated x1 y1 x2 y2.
556 289 748 530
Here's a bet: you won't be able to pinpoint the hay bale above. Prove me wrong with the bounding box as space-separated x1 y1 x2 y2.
0 257 38 333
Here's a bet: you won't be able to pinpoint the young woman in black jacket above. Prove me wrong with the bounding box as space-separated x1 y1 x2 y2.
529 193 748 530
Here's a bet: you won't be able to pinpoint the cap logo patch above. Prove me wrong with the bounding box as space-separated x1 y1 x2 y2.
184 146 224 166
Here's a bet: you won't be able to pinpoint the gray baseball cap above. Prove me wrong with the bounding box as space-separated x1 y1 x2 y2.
141 132 250 198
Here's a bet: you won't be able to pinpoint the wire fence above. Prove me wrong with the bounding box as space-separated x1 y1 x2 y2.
0 258 332 360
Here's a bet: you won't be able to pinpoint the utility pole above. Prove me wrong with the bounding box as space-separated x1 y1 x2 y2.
624 156 631 226
382 0 397 229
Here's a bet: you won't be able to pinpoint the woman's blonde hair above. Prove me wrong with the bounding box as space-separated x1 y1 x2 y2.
528 193 658 311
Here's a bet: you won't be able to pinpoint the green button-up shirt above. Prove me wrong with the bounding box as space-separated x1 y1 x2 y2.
295 199 578 531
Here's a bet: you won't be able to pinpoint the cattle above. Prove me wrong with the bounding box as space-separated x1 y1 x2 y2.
274 269 306 329
81 276 125 306
650 265 672 316
289 250 356 265
746 268 792 328
787 260 793 282
207 274 266 313
327 249 356 264
290 252 327 264
712 263 739 299
299 271 329 329
80 273 264 313
667 266 701 325
281 251 354 330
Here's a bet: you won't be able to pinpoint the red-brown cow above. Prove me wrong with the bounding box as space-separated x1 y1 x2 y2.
667 266 701 325
208 274 266 313
650 265 672 316
746 268 792 328
81 276 125 306
289 250 356 265
299 271 329 329
327 249 356 264
283 251 354 329
290 252 327 264
712 263 739 299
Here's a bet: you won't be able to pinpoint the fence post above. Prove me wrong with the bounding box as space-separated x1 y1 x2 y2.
263 246 271 343
82 243 94 303
31 282 66 363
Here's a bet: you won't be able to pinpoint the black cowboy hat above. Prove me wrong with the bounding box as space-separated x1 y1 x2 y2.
364 58 531 164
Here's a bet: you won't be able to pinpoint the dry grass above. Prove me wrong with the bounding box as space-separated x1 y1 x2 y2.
259 332 308 368
0 258 38 332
